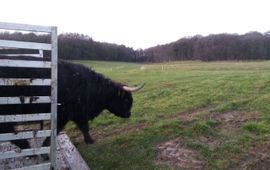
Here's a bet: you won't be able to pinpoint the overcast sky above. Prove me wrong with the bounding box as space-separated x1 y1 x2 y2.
0 0 269 49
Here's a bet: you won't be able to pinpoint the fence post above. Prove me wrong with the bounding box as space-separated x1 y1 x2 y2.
51 26 58 169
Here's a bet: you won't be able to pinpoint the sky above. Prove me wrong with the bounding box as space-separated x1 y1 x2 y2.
0 0 270 49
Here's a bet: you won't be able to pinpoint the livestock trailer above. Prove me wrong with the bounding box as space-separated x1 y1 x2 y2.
0 22 58 169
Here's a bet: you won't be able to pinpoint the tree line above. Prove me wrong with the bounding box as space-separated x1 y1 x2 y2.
144 32 270 62
1 31 270 62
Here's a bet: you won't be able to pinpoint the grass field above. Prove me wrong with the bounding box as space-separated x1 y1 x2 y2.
66 60 270 169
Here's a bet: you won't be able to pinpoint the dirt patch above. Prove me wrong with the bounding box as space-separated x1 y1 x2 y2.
212 111 260 123
156 110 262 169
156 138 206 169
210 111 261 129
197 136 224 151
197 111 261 149
179 106 213 122
229 143 270 170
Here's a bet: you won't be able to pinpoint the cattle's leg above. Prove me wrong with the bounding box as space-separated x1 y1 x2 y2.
75 121 94 144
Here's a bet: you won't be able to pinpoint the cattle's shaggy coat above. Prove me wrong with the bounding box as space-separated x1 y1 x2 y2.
0 60 135 148
57 61 133 144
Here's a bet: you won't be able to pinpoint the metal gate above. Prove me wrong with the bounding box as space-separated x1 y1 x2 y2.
0 22 57 169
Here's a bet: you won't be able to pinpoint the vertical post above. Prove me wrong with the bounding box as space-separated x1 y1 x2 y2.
50 26 58 169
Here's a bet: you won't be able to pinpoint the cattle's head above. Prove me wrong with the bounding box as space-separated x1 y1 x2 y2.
106 83 144 118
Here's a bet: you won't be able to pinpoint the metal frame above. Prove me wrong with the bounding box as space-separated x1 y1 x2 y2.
0 22 57 169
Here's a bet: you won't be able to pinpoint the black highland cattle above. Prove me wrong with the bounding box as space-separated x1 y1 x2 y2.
0 60 144 149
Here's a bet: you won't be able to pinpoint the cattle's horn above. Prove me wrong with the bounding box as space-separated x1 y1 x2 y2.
123 83 145 92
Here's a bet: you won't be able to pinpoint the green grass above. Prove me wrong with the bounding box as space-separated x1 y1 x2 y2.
243 121 269 134
66 60 270 169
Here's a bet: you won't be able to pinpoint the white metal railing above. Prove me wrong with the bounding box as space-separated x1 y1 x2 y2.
0 22 57 169
0 40 52 50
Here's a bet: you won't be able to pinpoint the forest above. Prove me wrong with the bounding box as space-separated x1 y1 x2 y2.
1 31 270 62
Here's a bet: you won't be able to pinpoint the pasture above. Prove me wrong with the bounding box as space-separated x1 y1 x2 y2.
66 60 270 169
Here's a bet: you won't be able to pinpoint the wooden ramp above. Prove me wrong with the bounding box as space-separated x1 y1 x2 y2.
0 132 90 170
56 133 90 170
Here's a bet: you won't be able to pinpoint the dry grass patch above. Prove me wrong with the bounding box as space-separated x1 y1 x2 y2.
229 143 270 170
198 111 261 149
178 106 213 122
211 111 260 127
197 136 224 151
208 111 261 136
156 138 206 170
